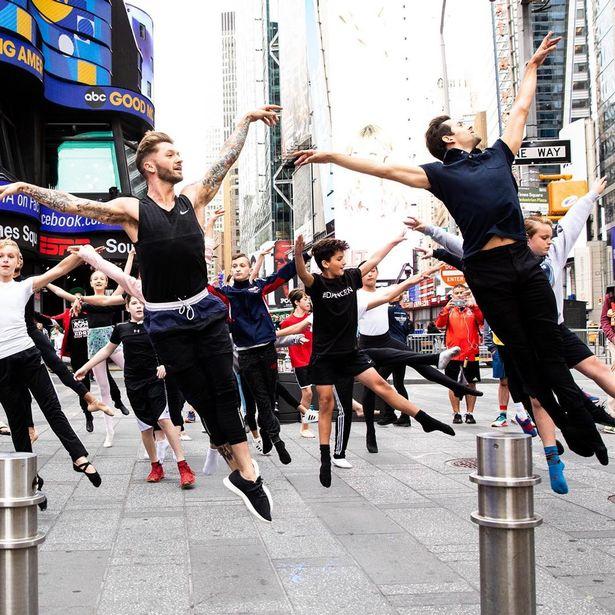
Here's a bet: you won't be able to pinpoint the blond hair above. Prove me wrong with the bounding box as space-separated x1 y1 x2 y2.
135 131 174 175
0 239 20 253
524 215 552 238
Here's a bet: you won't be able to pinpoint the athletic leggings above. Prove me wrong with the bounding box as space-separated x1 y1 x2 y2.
91 350 125 434
333 378 355 458
358 333 470 431
0 347 87 461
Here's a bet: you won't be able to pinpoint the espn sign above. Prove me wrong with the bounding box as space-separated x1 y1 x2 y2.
39 236 90 257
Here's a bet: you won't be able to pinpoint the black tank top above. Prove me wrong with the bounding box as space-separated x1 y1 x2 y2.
135 194 208 303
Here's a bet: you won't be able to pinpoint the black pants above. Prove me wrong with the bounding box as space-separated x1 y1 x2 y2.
153 374 185 432
333 377 354 458
463 242 592 431
358 334 470 428
240 374 258 433
151 320 246 447
238 342 281 441
0 348 88 461
30 329 88 401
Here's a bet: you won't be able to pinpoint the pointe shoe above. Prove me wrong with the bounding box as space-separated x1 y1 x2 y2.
87 399 115 417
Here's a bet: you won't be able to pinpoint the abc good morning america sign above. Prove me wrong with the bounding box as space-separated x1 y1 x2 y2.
44 75 155 127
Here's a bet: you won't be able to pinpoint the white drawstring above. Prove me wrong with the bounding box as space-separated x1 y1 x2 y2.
177 298 195 321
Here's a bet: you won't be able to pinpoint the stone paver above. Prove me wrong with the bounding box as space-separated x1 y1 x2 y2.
1 371 614 614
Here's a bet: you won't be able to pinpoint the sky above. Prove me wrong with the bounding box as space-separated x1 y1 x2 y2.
127 0 226 183
127 0 496 182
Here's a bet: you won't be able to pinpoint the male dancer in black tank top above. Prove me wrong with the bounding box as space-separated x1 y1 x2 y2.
0 105 281 524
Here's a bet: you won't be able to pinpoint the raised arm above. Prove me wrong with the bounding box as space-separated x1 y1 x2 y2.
32 253 83 292
0 183 136 227
74 342 118 380
404 216 463 258
294 235 314 288
250 242 273 283
182 106 281 212
276 318 311 336
502 32 561 155
291 150 430 189
365 264 440 310
359 231 407 277
70 245 144 302
47 283 78 303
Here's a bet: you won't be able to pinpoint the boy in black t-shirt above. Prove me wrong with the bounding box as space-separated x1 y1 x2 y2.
75 295 196 489
295 234 455 487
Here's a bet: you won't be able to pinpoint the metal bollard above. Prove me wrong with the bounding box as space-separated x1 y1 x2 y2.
470 432 542 615
0 453 46 615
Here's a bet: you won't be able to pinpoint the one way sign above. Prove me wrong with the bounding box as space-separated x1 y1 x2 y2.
514 139 571 165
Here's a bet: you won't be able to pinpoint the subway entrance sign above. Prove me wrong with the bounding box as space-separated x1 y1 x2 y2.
514 139 571 165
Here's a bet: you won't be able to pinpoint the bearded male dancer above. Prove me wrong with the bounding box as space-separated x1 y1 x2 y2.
0 105 281 522
292 33 608 464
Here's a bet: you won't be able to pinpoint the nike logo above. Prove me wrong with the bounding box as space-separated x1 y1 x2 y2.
179 209 189 215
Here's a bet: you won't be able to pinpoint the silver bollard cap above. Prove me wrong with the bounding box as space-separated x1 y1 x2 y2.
0 453 39 500
476 432 533 480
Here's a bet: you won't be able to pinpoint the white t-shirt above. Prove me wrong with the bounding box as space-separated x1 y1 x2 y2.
0 278 35 360
357 289 389 336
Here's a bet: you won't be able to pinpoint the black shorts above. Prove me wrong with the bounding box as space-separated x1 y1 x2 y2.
560 324 593 368
126 379 168 429
294 366 312 389
149 316 233 374
310 350 374 386
444 359 481 384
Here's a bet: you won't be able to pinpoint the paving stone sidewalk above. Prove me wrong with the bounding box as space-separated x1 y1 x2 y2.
1 373 614 614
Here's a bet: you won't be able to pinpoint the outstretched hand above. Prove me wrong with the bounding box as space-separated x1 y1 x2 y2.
404 216 426 233
529 31 562 67
592 176 607 196
290 149 331 167
414 246 433 260
294 234 305 259
0 182 26 200
248 105 282 127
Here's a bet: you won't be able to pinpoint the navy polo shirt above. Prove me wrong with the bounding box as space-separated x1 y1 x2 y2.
420 139 526 258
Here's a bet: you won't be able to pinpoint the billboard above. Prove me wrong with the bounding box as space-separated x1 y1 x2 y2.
518 186 548 216
291 164 313 243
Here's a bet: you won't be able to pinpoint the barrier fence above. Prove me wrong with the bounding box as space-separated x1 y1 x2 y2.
407 329 611 365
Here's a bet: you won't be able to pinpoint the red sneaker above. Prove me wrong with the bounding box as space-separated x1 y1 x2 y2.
178 460 196 489
146 461 165 483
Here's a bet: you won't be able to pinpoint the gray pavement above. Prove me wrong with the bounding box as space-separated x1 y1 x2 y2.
1 371 615 614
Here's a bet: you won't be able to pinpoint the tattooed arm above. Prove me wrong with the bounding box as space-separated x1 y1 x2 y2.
181 105 281 212
0 183 138 230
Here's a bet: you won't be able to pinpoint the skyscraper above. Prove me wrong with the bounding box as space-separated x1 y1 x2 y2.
221 10 241 264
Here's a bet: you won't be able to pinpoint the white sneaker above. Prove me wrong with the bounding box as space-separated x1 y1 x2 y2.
202 447 221 475
603 425 615 434
180 433 192 441
252 436 264 454
300 428 315 438
438 346 460 370
332 457 353 469
304 407 319 423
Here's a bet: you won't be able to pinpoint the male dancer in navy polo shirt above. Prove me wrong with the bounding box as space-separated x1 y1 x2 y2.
291 32 607 464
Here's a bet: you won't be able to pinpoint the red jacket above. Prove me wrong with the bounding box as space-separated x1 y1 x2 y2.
47 308 72 358
600 294 615 343
435 304 483 361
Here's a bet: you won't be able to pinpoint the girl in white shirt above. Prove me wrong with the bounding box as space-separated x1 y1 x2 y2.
0 240 101 487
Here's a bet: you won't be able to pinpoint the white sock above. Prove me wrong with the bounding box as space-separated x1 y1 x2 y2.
203 448 220 475
512 402 529 421
156 440 169 463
